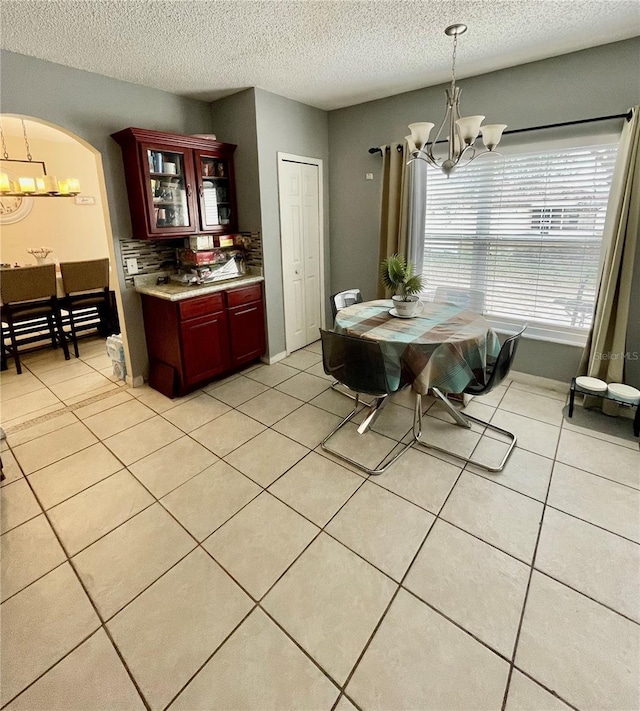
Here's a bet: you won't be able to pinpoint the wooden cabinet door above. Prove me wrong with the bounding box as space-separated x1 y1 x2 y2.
228 299 266 367
180 310 231 386
140 142 199 237
194 148 238 234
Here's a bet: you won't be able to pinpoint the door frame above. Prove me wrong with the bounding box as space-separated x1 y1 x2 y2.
277 152 326 355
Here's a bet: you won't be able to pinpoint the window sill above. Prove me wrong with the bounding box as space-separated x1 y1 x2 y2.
487 317 588 348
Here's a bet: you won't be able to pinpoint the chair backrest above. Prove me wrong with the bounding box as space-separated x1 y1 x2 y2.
474 325 527 395
330 288 363 320
60 258 109 294
434 286 486 313
320 329 394 396
0 264 56 304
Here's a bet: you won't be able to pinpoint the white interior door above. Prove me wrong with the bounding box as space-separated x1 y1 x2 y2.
279 158 322 352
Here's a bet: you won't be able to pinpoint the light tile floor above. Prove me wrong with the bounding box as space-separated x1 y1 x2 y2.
1 336 639 710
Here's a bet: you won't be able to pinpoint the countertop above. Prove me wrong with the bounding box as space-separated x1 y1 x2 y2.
134 274 264 302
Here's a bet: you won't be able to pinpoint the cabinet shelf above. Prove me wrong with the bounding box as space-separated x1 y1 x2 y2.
150 171 184 178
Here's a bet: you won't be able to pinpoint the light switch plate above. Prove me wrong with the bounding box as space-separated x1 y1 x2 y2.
126 258 139 275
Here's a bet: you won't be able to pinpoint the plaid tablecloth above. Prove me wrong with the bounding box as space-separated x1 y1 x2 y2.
334 299 500 394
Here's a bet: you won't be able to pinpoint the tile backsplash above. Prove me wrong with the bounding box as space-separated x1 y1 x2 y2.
120 232 263 288
120 238 181 287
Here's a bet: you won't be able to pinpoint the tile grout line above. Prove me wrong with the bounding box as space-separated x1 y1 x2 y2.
3 354 638 707
0 448 153 711
499 408 565 711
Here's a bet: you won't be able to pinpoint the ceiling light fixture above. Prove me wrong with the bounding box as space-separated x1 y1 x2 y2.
406 24 507 177
0 120 80 197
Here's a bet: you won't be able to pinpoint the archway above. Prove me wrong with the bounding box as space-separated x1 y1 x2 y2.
0 114 132 381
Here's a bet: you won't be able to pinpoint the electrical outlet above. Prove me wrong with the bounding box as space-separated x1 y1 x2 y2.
365 172 374 180
126 258 139 275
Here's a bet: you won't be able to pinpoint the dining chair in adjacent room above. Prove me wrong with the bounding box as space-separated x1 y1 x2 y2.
0 264 70 374
59 258 112 357
319 328 413 475
413 326 527 472
434 286 486 313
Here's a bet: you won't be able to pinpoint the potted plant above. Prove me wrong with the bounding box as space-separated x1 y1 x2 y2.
380 253 424 316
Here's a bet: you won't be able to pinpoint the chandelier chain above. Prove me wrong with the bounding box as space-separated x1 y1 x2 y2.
450 32 458 94
0 124 8 161
21 119 33 162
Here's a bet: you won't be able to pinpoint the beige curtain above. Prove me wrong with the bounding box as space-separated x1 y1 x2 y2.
376 143 409 297
579 106 640 408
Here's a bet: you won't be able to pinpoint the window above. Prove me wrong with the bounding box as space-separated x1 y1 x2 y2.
421 141 618 340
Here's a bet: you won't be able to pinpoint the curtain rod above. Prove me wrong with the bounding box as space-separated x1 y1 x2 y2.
368 110 633 155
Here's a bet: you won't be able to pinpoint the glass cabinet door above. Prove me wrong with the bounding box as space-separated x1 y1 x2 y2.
197 153 234 231
144 146 196 234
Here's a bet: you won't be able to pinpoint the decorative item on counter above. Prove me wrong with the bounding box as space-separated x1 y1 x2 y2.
177 248 217 266
27 247 53 264
187 235 214 251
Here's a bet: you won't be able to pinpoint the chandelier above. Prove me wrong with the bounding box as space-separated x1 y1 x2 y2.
0 119 80 197
407 24 507 177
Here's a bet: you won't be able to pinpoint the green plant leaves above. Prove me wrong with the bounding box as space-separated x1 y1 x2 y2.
380 253 424 300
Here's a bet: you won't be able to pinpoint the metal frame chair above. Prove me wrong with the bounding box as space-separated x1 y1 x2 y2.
1 264 70 374
329 288 363 321
59 258 112 358
413 326 527 472
329 288 373 404
319 329 414 475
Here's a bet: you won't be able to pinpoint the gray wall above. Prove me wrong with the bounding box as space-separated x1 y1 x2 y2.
254 88 330 358
208 89 261 233
328 38 640 382
212 88 330 358
0 50 214 379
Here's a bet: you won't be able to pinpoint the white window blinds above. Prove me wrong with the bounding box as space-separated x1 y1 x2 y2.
422 142 618 332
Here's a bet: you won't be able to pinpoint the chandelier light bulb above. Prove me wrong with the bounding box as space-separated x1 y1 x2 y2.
480 124 508 150
455 115 485 145
407 122 434 151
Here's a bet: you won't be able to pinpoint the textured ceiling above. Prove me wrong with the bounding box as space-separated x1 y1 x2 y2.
1 0 639 110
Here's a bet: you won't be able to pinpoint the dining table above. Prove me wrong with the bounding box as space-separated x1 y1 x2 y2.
334 298 501 430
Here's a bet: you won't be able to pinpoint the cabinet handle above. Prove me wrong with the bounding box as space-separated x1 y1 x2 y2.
187 183 192 197
234 306 258 316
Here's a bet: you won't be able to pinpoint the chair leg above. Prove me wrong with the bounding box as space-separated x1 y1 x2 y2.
47 313 57 350
321 393 414 476
1 325 7 371
412 391 517 473
66 308 79 358
6 318 22 375
53 306 71 361
356 394 387 434
331 381 375 407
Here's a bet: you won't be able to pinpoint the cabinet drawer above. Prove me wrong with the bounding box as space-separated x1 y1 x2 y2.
178 293 224 320
226 284 262 308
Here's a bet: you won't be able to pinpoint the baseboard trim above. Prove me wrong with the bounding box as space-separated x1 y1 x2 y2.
261 351 287 365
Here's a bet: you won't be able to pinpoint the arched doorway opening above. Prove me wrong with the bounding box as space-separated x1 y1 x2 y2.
0 114 131 380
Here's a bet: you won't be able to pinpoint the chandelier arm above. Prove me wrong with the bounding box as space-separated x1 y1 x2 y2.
408 151 439 170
